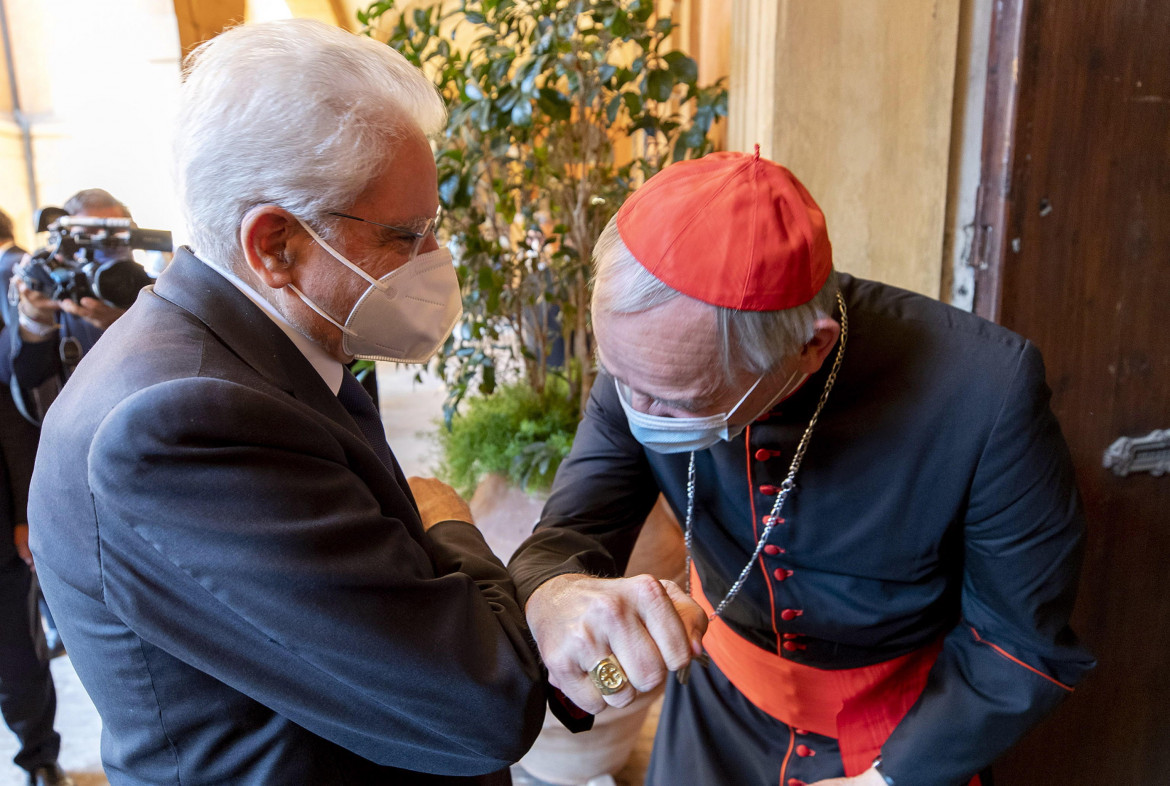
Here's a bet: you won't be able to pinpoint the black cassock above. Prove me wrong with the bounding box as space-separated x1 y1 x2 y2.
511 274 1096 786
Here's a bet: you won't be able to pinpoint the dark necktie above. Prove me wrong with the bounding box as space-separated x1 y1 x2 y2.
336 369 395 470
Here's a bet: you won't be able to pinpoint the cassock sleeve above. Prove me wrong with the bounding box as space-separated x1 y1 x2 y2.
878 341 1096 785
86 377 546 776
509 371 663 611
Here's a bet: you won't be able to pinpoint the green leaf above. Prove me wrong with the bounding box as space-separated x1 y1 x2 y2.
537 87 572 121
664 51 698 84
496 86 521 112
630 114 659 134
609 11 632 37
438 172 462 206
511 99 533 127
645 69 673 102
478 364 496 395
464 81 484 100
606 93 622 124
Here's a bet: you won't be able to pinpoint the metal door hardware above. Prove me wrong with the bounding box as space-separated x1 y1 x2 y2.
1103 430 1170 477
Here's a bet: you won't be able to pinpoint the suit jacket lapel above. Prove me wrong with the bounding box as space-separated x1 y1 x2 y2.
150 247 360 439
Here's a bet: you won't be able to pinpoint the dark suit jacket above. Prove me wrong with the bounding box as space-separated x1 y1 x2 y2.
28 248 544 784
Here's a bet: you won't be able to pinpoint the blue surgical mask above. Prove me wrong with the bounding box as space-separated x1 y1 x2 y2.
616 367 807 454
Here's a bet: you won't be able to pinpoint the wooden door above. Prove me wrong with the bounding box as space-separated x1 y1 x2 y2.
972 1 1170 783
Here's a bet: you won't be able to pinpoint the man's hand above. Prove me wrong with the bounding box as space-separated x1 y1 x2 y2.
407 476 473 531
13 523 34 571
15 281 60 342
17 282 58 320
59 296 125 330
525 573 708 714
809 767 886 786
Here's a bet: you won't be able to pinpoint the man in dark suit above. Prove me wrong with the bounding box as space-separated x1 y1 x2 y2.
27 19 544 785
0 208 75 786
509 151 1094 786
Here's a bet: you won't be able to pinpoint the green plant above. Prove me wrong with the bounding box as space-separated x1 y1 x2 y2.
436 379 578 497
360 0 725 493
362 0 726 417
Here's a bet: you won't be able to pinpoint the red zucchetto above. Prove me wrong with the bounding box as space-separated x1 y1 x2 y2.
615 145 832 311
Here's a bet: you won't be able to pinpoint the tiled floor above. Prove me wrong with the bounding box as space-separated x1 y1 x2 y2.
0 364 659 785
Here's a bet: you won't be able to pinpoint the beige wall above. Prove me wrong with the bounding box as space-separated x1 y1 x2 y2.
731 0 961 299
0 0 184 245
0 0 52 247
0 0 368 252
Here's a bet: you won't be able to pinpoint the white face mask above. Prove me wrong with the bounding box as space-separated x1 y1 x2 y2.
616 367 807 454
288 218 462 364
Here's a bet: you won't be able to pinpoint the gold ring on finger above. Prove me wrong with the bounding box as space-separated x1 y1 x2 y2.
588 654 628 696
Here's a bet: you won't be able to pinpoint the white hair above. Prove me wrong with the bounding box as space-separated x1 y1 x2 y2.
174 19 446 271
591 215 839 380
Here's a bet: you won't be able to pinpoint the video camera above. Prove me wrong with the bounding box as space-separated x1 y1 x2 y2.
12 206 172 310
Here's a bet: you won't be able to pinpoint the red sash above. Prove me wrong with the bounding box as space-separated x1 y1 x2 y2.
691 566 951 778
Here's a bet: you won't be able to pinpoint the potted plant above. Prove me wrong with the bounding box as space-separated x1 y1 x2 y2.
361 0 727 502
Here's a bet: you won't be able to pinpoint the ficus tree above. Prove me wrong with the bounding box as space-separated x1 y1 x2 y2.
361 0 726 486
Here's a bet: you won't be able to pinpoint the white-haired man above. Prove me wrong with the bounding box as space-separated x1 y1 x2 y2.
28 20 545 784
509 150 1095 786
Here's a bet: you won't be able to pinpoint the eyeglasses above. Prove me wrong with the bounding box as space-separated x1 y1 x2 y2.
328 206 443 260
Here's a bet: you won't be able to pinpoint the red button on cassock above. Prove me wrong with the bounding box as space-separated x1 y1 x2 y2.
787 780 805 786
794 728 809 736
796 744 815 757
762 515 786 526
764 544 781 556
780 609 803 621
772 568 794 581
758 484 779 495
755 448 781 461
783 641 808 652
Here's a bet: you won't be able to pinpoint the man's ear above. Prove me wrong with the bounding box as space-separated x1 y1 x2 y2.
796 317 842 376
239 205 305 289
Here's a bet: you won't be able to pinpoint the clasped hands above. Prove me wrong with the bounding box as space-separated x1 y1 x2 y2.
525 572 708 714
525 574 886 786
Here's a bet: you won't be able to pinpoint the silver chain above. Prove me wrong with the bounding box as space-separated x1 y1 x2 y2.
685 292 848 619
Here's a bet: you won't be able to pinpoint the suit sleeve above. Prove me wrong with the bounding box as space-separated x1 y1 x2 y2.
87 377 545 776
878 341 1096 785
508 371 662 610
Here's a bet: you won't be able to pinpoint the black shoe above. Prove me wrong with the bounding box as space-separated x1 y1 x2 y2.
28 763 75 786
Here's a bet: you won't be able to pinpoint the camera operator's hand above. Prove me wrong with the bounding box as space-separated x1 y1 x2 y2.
59 296 126 330
14 280 61 343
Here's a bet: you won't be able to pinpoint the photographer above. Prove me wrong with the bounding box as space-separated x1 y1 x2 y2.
2 189 149 424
